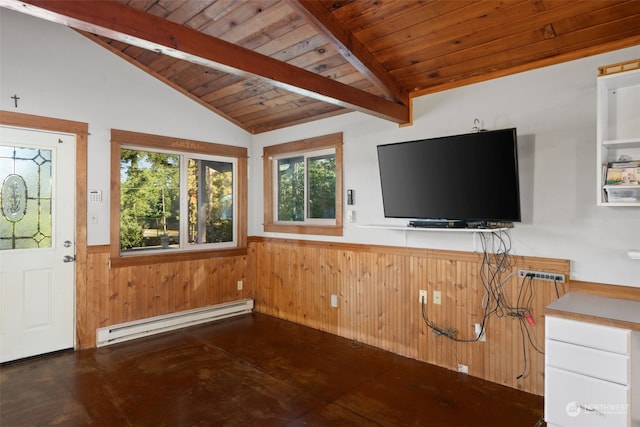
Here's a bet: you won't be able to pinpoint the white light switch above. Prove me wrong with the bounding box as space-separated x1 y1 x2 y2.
347 210 355 223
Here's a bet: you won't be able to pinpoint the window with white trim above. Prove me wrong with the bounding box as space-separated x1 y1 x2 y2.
119 147 236 252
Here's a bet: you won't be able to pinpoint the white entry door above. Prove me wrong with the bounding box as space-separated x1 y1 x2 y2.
0 126 76 362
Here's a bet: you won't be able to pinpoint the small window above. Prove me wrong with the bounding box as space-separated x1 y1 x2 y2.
111 130 247 265
264 133 342 236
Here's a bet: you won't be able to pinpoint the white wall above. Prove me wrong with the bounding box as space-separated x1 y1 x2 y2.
2 8 638 286
0 9 252 246
250 46 640 287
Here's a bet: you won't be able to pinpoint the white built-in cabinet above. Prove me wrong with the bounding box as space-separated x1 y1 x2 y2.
544 293 640 427
596 60 640 206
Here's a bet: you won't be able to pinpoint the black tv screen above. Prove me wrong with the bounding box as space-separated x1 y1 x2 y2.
377 128 521 223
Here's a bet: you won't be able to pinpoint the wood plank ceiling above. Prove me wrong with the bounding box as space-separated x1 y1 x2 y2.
2 0 640 134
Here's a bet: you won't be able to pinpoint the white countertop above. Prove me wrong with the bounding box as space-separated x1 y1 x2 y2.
545 292 640 331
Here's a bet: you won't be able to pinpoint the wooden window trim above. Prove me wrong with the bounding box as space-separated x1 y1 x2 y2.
110 129 248 266
263 132 343 236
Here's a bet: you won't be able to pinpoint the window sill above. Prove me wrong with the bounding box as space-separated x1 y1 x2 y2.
264 223 343 237
110 246 248 268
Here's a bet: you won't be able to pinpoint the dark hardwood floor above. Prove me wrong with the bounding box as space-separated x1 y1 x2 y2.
1 313 544 426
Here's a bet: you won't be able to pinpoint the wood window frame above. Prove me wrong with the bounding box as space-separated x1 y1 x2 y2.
263 132 343 236
110 129 248 267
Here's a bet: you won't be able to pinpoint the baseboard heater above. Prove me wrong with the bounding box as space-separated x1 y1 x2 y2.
96 298 254 347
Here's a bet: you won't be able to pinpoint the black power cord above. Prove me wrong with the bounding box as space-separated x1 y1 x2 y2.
418 230 545 380
421 297 484 343
420 230 511 343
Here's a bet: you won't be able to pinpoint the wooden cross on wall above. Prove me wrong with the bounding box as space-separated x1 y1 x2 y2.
11 94 20 108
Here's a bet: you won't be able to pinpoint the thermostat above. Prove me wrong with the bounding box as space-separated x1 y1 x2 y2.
89 189 102 203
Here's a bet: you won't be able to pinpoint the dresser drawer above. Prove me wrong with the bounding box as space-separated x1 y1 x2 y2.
546 316 630 354
546 339 630 385
545 367 630 427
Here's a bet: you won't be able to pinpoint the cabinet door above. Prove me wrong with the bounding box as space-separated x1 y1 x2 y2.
545 367 630 427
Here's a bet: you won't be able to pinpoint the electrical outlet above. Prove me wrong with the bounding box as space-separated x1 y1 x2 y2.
330 294 339 308
433 290 442 305
517 269 566 283
457 364 468 374
237 280 243 290
474 323 486 341
419 290 427 304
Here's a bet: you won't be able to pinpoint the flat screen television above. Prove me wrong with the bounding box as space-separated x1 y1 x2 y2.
377 128 521 227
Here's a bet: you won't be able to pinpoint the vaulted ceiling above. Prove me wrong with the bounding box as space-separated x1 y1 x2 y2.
3 0 640 134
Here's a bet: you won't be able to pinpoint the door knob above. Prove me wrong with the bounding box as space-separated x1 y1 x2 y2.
63 255 76 263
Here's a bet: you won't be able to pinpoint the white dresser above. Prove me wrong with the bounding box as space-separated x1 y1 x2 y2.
544 292 640 427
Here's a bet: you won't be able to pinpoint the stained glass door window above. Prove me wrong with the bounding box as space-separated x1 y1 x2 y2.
0 144 53 250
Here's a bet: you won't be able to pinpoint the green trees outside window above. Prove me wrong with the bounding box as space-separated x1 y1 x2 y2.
276 151 336 223
307 154 336 219
187 158 233 245
120 148 234 252
277 156 304 221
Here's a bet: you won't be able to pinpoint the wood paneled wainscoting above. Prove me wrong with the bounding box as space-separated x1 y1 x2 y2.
250 236 570 396
79 245 253 349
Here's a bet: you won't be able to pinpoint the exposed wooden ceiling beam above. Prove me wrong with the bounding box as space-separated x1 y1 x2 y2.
288 0 409 107
0 0 410 125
